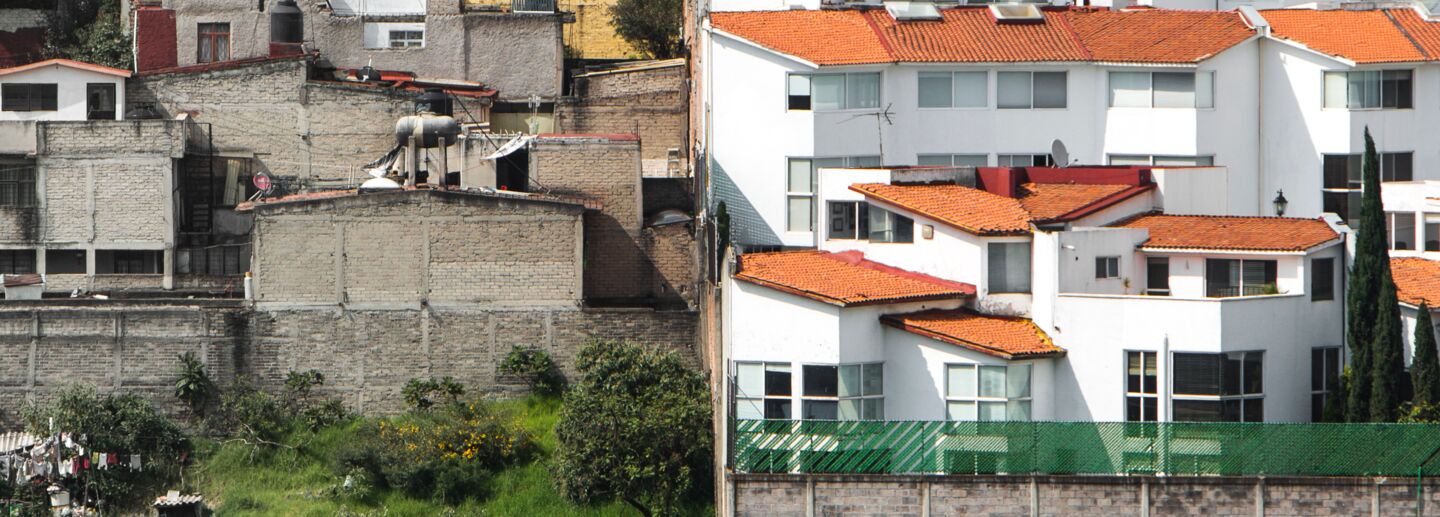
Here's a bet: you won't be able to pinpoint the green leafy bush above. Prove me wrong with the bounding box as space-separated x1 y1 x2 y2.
174 351 214 420
402 377 465 411
335 401 534 504
499 345 566 396
284 369 351 430
208 379 288 447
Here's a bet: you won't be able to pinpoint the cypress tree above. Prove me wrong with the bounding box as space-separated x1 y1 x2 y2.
1346 128 1386 421
1411 303 1440 406
1370 263 1406 421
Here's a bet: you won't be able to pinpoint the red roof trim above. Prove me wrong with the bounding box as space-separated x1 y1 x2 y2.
0 58 132 78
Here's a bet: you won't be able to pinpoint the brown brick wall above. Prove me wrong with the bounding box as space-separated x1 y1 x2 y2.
556 62 687 177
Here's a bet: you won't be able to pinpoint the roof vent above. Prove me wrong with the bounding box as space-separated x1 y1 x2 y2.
886 1 942 21
989 3 1044 23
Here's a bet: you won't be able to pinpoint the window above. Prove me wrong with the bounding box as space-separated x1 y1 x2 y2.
197 23 231 63
1311 257 1334 301
97 250 162 274
1107 155 1215 167
1095 256 1120 279
735 362 791 419
828 201 869 240
787 156 881 232
1172 351 1264 422
1427 220 1440 252
1205 259 1277 297
1323 153 1412 226
918 71 987 108
917 154 988 167
997 154 1055 167
388 30 424 48
997 71 1066 109
0 250 36 275
0 160 37 208
1126 351 1158 422
1311 347 1342 421
85 83 116 120
800 364 884 420
1324 70 1412 109
787 72 881 111
1108 71 1214 108
0 84 57 112
988 242 1031 293
44 250 85 274
1387 212 1416 251
946 364 1032 421
1146 257 1170 296
867 206 913 243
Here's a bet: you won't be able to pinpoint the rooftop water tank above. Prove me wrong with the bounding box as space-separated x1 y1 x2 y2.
395 113 461 148
270 0 304 56
416 88 453 117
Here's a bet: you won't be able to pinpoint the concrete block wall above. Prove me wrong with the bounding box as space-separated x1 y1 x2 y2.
249 189 584 308
557 62 688 177
730 474 1440 517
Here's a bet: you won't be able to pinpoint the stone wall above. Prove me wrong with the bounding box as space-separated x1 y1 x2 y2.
248 189 584 308
729 474 1440 517
156 0 563 99
557 61 688 178
0 300 697 426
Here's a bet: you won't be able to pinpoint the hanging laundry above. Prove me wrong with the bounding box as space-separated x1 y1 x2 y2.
129 454 141 470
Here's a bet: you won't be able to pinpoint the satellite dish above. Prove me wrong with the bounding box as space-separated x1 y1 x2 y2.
1050 139 1069 168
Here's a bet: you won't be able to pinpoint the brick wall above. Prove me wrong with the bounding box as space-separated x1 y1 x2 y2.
730 474 1440 517
250 189 583 307
0 301 696 425
556 62 687 177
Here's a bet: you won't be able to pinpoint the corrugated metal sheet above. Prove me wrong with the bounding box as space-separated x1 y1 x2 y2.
0 432 40 454
153 494 204 507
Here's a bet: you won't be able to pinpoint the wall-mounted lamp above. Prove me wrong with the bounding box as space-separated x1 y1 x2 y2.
1273 190 1289 217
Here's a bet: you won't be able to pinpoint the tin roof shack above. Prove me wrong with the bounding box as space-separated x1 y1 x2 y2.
134 0 566 102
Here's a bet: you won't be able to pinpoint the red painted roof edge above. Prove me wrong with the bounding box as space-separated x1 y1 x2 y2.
0 58 132 78
1041 183 1155 223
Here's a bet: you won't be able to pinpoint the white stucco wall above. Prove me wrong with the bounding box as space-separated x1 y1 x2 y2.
0 65 125 122
883 327 1056 421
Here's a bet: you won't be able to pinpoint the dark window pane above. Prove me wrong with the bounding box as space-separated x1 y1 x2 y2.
1142 398 1157 422
828 202 856 239
86 83 116 120
1205 259 1239 297
1243 398 1264 422
1173 400 1224 422
1312 393 1325 422
789 95 811 111
764 399 792 419
1311 348 1324 391
893 214 914 243
1126 397 1141 422
1312 258 1334 301
0 250 36 275
1243 352 1263 395
1323 155 1349 189
1147 257 1169 294
765 369 791 397
1324 348 1340 390
802 400 838 420
1425 223 1439 252
1223 399 1243 422
1385 152 1414 182
1222 353 1243 396
803 365 838 397
1173 353 1221 396
1127 352 1142 393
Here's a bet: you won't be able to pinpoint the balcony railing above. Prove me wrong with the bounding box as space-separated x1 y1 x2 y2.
733 420 1440 477
512 0 555 12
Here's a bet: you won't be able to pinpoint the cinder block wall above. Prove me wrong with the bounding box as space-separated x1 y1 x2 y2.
557 63 688 176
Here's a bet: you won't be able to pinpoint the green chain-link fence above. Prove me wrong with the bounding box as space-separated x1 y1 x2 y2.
734 420 1440 476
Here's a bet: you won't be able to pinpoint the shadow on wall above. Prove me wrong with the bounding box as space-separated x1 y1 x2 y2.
1050 355 1094 421
711 160 780 247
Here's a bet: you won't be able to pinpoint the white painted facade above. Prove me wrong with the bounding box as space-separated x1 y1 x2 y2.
0 62 126 122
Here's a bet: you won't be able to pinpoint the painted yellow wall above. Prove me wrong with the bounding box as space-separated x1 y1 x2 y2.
463 0 642 59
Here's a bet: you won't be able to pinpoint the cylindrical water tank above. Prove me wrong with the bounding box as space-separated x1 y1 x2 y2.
270 0 304 47
415 88 453 116
395 113 461 148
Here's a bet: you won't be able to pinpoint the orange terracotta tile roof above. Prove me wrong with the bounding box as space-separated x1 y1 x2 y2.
1110 213 1340 252
1263 8 1438 64
852 183 1031 235
1017 182 1148 222
711 7 1254 65
1392 257 1440 307
881 309 1064 359
734 250 975 306
0 58 133 78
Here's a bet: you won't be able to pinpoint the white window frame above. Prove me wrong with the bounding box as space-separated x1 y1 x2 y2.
734 361 792 420
1106 155 1215 167
1096 256 1120 279
987 241 1032 294
388 29 425 48
996 154 1055 167
1386 212 1418 251
917 70 988 109
787 156 881 233
1107 70 1215 109
1323 69 1413 110
786 72 882 112
945 363 1033 422
1125 351 1159 422
997 71 1067 110
917 154 989 167
799 363 884 421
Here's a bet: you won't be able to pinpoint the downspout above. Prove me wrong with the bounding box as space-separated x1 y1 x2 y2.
130 9 139 74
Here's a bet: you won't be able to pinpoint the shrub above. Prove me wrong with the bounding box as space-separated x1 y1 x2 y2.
499 345 566 396
284 369 351 430
336 400 534 504
402 377 465 411
208 379 288 448
553 339 712 517
174 351 214 420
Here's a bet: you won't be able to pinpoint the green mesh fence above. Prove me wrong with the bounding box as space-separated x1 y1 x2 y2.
733 420 1440 476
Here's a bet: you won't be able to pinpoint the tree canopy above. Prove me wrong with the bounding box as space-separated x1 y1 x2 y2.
1412 303 1440 405
609 0 684 59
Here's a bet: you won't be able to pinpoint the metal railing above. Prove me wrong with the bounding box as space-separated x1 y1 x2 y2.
512 0 555 12
733 420 1440 477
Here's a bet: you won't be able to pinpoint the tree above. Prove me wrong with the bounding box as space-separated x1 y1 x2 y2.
1346 128 1386 421
1369 266 1406 421
174 351 214 420
44 0 132 69
553 339 711 517
1412 303 1440 405
609 0 683 59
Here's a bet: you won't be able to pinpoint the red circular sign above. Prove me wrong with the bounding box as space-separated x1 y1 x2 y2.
253 173 273 193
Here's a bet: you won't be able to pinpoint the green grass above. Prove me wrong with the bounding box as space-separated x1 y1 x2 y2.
186 397 713 517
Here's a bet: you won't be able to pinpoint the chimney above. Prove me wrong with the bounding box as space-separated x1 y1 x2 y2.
134 6 177 72
269 0 304 57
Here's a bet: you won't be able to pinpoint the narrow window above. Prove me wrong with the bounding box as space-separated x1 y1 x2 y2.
801 365 839 420
1146 257 1169 295
786 159 815 232
1311 347 1341 421
1311 257 1334 301
1126 351 1158 422
838 363 884 420
1095 256 1120 279
197 23 231 63
86 83 116 120
787 74 811 111
988 242 1031 293
1426 220 1440 252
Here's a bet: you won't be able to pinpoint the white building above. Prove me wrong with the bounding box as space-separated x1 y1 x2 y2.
0 59 128 122
722 164 1350 423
